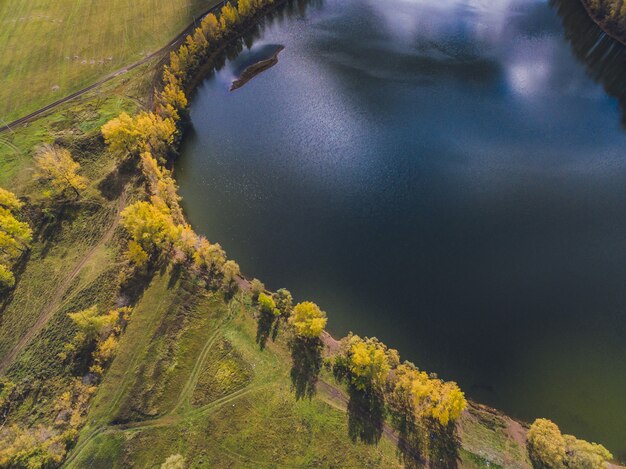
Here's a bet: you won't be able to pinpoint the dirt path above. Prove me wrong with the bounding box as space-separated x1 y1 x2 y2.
0 2 225 134
0 192 127 372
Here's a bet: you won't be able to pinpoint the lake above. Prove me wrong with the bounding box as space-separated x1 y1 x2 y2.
177 0 626 457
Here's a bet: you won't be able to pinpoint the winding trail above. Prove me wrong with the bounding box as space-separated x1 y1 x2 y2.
0 2 225 134
63 296 246 466
0 192 127 372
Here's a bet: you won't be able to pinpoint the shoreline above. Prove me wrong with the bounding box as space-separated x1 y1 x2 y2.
579 0 626 48
170 1 626 464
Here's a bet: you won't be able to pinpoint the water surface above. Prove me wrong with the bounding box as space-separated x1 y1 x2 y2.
178 0 626 457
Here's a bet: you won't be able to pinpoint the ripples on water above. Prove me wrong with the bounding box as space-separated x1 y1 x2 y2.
178 0 626 458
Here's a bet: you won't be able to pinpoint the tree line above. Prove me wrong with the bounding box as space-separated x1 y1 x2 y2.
99 0 616 466
0 0 613 465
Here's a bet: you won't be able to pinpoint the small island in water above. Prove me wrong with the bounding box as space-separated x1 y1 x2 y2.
230 45 285 91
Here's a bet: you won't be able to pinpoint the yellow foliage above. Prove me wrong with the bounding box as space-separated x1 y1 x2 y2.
140 152 183 222
0 188 23 211
527 419 567 469
289 301 327 339
425 379 466 426
0 189 32 288
258 292 280 316
101 112 176 160
156 82 188 121
201 13 221 40
193 237 226 271
238 0 254 18
120 198 181 253
220 2 239 30
222 259 240 288
127 240 149 267
527 418 613 469
67 305 116 340
345 336 397 391
563 434 613 469
34 144 87 198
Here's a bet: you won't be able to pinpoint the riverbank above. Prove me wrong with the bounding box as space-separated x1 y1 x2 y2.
174 0 626 462
579 0 626 47
0 0 623 466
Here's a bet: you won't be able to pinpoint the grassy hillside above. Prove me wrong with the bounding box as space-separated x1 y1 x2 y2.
0 0 219 123
0 0 619 467
64 269 530 468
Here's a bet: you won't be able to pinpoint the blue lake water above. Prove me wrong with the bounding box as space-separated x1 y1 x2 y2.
177 0 626 457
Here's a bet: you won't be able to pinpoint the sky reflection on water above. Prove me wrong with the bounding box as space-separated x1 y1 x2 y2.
178 0 626 457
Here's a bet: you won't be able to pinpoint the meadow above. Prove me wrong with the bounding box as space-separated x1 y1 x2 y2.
0 0 219 123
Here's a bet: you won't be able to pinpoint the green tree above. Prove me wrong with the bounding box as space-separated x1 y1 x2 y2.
67 306 116 341
274 288 293 318
258 292 279 317
222 259 240 293
289 301 327 339
249 278 265 301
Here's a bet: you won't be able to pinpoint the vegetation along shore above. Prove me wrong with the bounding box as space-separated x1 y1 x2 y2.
0 0 624 467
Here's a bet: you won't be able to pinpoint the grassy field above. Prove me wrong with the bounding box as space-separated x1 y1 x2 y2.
0 0 219 123
60 267 531 468
0 59 157 375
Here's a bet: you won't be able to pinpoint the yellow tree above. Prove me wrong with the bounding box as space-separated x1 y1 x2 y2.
139 152 183 222
424 379 466 426
200 13 221 40
258 292 280 317
101 112 176 160
220 2 239 30
155 83 188 122
527 419 567 469
238 0 254 18
35 145 87 198
193 237 226 272
0 188 32 288
67 305 116 341
342 335 398 392
222 259 241 293
120 197 180 255
289 301 327 339
563 435 612 469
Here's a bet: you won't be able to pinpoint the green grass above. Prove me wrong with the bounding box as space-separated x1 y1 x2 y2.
0 0 221 122
63 267 532 468
0 59 154 195
0 67 155 376
191 337 253 406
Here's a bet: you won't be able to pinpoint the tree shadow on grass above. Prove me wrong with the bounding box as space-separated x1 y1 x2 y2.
391 413 427 468
289 337 322 400
256 311 276 350
347 386 385 445
428 421 460 469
